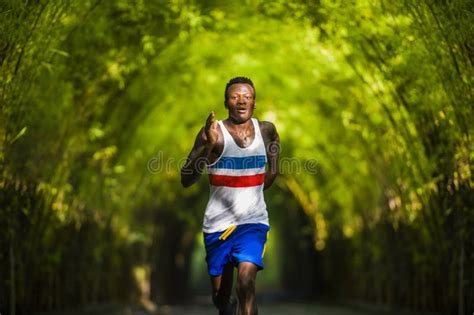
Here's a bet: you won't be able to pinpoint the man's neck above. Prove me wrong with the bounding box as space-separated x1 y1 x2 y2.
227 117 253 126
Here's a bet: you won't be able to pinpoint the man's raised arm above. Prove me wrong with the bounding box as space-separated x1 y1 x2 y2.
180 112 218 188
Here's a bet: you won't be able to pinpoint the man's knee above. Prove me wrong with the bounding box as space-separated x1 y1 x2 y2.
237 270 256 295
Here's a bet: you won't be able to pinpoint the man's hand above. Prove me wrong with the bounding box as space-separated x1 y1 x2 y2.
205 111 219 146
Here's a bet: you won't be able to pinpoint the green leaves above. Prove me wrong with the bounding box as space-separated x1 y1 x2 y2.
9 126 27 144
1 0 472 311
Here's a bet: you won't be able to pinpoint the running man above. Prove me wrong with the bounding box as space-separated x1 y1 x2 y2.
181 77 280 315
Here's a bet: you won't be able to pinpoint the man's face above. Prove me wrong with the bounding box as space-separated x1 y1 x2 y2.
225 83 255 123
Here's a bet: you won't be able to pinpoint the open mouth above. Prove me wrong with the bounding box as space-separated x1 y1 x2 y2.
237 108 247 114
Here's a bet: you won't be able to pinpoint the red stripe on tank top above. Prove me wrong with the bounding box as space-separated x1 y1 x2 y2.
209 173 265 187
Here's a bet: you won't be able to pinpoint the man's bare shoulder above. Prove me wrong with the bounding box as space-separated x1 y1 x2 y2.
258 120 277 137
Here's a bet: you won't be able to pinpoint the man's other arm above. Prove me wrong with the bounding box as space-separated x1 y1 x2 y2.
263 122 280 190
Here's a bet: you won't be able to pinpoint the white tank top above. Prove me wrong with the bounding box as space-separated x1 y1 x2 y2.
203 118 269 233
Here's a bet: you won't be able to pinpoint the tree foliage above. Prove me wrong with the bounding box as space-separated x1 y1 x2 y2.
1 0 472 313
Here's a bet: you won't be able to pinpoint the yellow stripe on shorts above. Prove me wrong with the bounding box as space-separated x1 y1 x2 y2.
219 225 237 240
262 231 269 257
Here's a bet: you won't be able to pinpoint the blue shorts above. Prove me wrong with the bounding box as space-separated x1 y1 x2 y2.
203 223 270 276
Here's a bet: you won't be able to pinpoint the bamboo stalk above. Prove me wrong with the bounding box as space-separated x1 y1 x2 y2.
458 241 464 315
9 239 15 315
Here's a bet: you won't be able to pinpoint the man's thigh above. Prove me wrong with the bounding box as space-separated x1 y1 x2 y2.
231 224 269 270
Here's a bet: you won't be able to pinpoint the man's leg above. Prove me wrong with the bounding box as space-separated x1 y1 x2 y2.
211 263 234 314
236 262 258 315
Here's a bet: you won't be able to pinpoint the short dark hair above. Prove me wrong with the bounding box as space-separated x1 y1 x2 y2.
224 77 256 101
